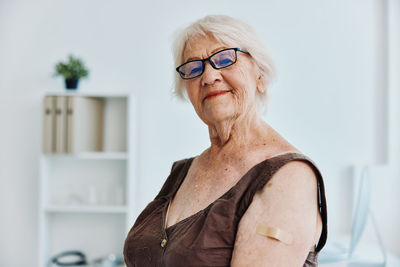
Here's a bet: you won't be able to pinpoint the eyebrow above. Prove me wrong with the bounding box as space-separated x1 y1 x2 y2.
185 46 228 62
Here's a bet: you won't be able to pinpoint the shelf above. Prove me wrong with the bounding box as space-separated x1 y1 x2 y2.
75 152 128 160
43 91 131 98
45 205 128 214
39 93 136 267
43 152 128 160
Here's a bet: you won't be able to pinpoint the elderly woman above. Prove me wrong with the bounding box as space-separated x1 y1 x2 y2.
124 15 327 267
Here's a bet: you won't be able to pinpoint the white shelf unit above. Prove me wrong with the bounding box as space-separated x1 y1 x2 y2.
38 92 137 267
44 205 128 214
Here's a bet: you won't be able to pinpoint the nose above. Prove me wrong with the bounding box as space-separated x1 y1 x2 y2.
200 61 221 87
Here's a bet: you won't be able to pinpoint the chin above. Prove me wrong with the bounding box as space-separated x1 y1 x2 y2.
204 106 236 123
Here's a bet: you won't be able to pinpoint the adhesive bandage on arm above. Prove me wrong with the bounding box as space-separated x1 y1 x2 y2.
256 225 293 245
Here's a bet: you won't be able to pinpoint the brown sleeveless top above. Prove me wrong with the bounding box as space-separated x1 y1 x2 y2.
124 153 327 267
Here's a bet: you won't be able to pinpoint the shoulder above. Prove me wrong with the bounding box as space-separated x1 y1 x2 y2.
264 156 319 195
254 158 320 222
155 157 194 199
251 154 320 225
171 157 194 171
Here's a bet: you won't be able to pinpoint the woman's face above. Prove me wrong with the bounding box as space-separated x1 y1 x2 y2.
183 35 262 126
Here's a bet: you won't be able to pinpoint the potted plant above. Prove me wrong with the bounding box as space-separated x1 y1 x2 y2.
54 54 89 90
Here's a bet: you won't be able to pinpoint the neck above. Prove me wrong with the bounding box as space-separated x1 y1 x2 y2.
207 107 268 156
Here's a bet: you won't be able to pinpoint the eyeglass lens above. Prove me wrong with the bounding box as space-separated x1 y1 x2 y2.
211 49 236 68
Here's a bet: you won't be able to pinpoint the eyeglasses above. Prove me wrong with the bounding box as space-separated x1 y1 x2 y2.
176 48 250 80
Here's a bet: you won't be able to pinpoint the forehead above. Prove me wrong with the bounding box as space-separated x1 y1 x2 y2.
183 34 228 61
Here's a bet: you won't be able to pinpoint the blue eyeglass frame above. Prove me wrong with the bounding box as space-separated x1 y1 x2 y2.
176 47 250 80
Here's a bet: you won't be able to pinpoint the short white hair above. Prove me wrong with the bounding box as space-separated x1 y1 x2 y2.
172 15 276 109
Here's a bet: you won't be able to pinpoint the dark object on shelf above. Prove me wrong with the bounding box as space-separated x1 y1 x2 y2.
49 250 87 266
65 78 79 90
48 250 124 267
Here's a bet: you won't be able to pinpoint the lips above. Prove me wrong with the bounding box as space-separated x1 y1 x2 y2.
204 90 230 101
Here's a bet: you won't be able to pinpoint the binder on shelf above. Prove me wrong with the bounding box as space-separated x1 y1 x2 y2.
42 96 55 154
55 96 67 153
66 96 104 153
66 96 73 153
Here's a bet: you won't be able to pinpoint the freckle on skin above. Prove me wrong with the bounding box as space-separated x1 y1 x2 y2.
267 183 273 188
225 168 228 171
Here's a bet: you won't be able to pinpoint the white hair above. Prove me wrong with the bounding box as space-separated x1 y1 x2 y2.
172 15 276 110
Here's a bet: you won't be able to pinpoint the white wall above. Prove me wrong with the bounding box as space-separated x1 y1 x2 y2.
0 0 398 266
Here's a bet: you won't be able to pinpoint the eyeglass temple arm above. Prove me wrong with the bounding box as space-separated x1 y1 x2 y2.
237 48 250 54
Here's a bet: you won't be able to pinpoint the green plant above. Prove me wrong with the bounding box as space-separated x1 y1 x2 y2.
54 54 89 79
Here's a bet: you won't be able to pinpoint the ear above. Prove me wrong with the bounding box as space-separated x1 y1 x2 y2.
256 75 266 94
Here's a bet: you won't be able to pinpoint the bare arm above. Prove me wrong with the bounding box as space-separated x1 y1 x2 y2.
230 161 322 267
